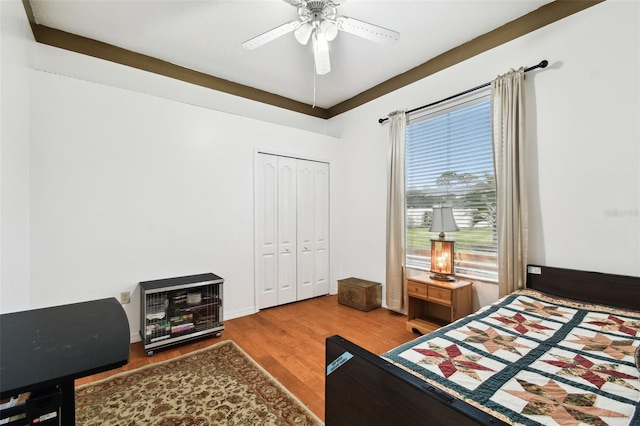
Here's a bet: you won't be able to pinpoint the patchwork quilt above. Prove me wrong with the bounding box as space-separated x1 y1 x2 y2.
383 290 640 425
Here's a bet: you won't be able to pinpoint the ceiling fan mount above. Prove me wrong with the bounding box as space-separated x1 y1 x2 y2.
242 0 399 75
298 1 337 24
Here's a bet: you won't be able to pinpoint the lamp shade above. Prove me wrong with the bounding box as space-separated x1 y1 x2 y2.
430 207 460 233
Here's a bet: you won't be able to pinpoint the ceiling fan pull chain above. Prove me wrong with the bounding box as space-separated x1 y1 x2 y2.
313 64 317 108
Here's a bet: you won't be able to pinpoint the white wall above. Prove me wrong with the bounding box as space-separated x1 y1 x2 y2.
27 70 340 340
2 0 638 336
2 1 343 344
525 1 639 274
32 42 334 137
0 0 32 313
332 0 640 307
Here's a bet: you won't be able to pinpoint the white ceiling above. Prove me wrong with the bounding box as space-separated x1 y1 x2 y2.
30 0 554 109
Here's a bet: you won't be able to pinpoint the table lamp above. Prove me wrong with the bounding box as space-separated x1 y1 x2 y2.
430 206 459 281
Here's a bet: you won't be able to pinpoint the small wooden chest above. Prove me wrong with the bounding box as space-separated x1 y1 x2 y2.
338 278 381 312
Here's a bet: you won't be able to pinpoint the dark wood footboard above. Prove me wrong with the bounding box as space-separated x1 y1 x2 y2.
325 335 508 426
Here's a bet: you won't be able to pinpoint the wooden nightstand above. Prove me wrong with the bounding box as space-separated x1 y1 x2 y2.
406 274 473 334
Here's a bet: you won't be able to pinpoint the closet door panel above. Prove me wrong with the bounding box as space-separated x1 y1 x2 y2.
313 162 330 296
256 154 278 309
297 249 314 300
296 160 315 301
277 157 297 305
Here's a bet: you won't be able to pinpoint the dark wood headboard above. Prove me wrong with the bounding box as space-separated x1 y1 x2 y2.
526 264 639 311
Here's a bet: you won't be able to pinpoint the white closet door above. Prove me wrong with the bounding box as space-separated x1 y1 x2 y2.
296 159 315 301
256 154 278 309
313 162 330 296
277 157 297 305
256 154 330 308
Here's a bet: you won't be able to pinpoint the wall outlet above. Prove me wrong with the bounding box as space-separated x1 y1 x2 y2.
120 291 131 304
527 266 542 275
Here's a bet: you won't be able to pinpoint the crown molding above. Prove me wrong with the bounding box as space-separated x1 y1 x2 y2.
28 22 329 119
23 0 603 120
327 0 604 118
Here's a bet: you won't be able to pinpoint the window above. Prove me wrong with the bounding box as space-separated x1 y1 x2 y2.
405 93 497 282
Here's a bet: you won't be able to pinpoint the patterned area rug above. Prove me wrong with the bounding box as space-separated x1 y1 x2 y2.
75 340 323 425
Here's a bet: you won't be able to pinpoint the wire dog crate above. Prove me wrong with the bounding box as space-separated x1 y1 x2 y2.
139 273 224 356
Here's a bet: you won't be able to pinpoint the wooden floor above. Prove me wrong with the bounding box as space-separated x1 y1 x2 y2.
77 295 416 421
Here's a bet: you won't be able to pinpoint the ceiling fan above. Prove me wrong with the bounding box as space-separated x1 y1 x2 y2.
242 0 400 75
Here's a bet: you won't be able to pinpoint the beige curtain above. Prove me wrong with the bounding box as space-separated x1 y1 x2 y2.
491 68 527 297
386 111 406 313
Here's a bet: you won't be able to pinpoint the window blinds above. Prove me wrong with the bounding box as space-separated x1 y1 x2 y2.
405 94 497 282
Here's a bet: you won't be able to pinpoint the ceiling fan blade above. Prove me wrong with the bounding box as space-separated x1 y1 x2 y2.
294 22 313 45
242 20 302 50
335 16 399 45
282 0 305 6
313 30 331 75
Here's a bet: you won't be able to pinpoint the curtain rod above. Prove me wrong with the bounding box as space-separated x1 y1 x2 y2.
378 60 549 124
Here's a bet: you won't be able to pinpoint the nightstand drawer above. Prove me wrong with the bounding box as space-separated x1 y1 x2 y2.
407 282 428 298
428 286 452 306
406 274 473 334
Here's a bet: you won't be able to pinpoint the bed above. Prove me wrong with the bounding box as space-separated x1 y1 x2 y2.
325 265 640 425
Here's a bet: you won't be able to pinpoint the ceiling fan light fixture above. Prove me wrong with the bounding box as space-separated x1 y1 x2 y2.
294 22 313 45
320 19 338 41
